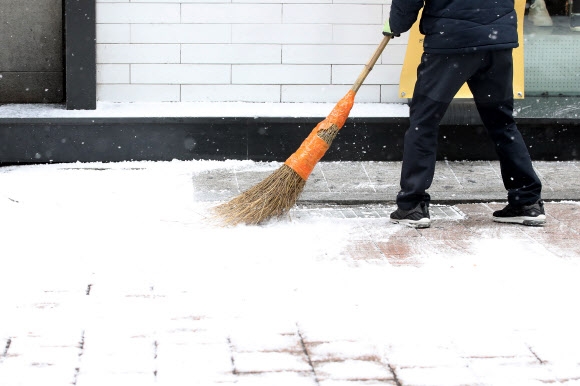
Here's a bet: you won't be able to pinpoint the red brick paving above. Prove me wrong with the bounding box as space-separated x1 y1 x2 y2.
351 202 580 266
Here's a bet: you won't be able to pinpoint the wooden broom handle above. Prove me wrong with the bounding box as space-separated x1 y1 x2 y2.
351 35 391 94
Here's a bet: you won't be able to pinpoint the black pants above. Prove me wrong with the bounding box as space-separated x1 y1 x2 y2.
396 49 542 210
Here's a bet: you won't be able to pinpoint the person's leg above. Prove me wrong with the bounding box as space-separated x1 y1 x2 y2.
396 94 447 209
467 49 542 207
396 52 481 210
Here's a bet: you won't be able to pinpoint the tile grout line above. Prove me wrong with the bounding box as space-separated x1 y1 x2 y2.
232 168 241 193
153 339 159 380
318 164 332 193
296 323 320 386
528 345 547 365
72 330 86 386
444 160 463 187
361 163 377 193
387 363 403 386
532 163 555 192
487 160 502 180
1 337 11 361
227 337 238 376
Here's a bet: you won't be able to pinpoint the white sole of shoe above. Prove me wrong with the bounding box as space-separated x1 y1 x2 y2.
493 214 546 226
391 218 431 229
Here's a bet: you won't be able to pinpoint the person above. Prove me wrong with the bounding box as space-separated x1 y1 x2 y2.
383 0 545 228
528 0 553 26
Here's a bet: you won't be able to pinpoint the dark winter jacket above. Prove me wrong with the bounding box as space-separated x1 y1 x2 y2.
389 0 519 53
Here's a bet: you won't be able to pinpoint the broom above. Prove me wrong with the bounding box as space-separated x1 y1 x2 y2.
214 35 392 225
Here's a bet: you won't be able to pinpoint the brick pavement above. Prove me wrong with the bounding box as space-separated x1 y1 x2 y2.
1 161 580 386
4 203 579 386
305 202 580 266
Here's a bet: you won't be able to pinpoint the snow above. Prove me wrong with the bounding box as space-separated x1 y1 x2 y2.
0 101 408 119
1 160 579 385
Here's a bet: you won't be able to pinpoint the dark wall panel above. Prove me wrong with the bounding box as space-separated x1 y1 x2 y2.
0 0 63 103
0 118 578 164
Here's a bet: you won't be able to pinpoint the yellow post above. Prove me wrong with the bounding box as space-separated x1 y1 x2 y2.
398 0 526 99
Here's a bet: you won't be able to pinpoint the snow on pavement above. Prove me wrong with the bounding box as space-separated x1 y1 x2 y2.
1 160 579 386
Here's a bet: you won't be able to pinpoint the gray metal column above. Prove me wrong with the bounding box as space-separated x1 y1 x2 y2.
64 0 96 110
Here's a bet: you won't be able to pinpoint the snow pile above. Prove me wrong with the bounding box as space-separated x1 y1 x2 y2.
0 101 409 119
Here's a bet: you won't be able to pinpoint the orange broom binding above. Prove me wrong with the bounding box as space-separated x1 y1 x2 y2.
324 89 356 129
284 132 329 181
285 89 355 180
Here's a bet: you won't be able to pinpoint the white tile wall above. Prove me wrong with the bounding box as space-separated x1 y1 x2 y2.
131 24 231 44
282 4 382 24
232 24 333 44
181 4 282 24
283 45 383 65
333 25 384 45
97 85 180 102
332 64 402 85
382 84 405 102
380 44 409 65
95 0 408 105
97 24 130 44
98 44 181 64
281 85 380 103
97 64 130 84
181 44 281 64
182 85 280 102
97 3 180 24
232 65 330 85
131 64 231 84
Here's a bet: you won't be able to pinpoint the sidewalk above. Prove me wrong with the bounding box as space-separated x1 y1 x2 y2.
1 160 580 386
192 160 580 204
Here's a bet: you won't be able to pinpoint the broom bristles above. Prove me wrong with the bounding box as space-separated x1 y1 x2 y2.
213 93 349 226
213 164 306 226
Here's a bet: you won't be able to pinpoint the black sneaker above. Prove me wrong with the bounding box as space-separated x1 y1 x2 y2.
492 199 546 226
390 202 431 228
